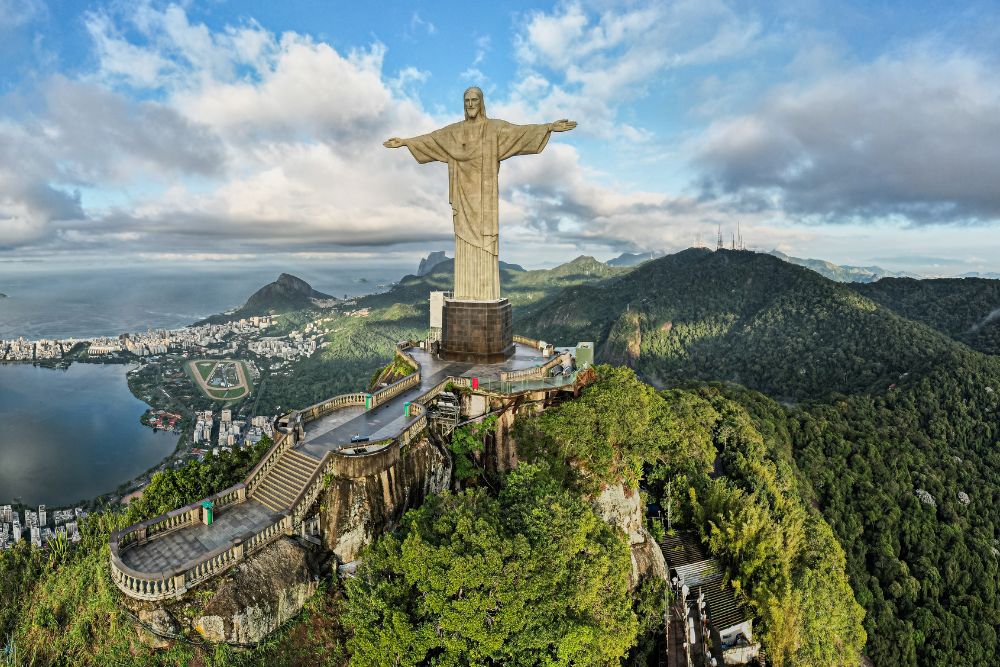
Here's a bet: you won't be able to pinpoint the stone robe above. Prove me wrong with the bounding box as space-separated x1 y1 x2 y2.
404 118 552 301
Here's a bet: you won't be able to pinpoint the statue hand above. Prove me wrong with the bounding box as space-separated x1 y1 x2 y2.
550 119 577 132
383 137 405 148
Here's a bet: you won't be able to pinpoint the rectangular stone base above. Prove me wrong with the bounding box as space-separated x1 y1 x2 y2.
440 298 514 363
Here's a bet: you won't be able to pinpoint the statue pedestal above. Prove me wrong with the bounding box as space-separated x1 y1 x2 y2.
440 298 514 363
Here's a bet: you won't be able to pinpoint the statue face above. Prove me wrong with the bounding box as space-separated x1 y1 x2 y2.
464 90 482 119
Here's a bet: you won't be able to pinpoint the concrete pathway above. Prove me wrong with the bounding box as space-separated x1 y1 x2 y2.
120 343 553 575
120 500 279 572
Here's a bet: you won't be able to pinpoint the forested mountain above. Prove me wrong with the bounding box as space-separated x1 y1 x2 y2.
520 248 1000 665
768 250 916 283
852 277 1000 355
519 248 955 401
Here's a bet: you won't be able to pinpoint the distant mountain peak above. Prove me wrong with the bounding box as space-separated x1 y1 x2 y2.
417 251 450 276
768 250 919 283
606 251 669 267
242 274 333 314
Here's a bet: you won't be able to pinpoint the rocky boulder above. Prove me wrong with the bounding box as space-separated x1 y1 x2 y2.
192 538 321 644
590 483 667 586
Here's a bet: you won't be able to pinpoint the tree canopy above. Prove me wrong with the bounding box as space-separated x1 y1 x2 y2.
343 464 637 666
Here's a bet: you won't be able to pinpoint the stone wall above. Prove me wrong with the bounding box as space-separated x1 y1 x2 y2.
590 483 667 587
320 435 450 563
128 538 323 647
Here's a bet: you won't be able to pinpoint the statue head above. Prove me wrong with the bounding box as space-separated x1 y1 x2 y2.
464 87 485 121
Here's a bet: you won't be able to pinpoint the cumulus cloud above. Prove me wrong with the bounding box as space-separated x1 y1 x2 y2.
696 52 1000 225
499 0 761 138
496 142 775 254
0 0 47 35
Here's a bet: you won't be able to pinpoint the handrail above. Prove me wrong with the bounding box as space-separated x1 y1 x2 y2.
513 334 541 348
500 351 569 381
110 339 571 601
244 432 292 494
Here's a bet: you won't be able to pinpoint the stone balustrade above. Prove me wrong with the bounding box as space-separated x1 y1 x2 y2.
500 351 570 382
109 340 564 602
244 432 293 494
299 392 367 421
512 334 541 348
370 372 420 408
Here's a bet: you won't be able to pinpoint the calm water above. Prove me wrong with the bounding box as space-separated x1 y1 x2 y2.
0 262 414 506
0 363 178 507
0 262 409 340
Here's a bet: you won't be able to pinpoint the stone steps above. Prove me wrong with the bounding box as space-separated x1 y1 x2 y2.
249 449 321 512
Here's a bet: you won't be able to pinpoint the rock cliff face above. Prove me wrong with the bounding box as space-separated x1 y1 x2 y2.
486 393 667 588
590 484 667 587
320 435 450 562
131 538 322 646
193 538 321 644
417 251 450 276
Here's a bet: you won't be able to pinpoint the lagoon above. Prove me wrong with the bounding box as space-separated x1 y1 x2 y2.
0 362 177 507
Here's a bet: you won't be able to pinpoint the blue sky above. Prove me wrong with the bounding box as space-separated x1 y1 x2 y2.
1 0 999 275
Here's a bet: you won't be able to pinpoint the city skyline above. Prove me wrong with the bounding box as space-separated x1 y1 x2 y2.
1 0 999 275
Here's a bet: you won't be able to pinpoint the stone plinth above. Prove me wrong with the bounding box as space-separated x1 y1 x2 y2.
440 298 514 363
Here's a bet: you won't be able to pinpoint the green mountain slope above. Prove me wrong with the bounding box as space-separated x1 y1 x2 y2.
518 248 954 401
852 277 1000 354
521 248 1000 665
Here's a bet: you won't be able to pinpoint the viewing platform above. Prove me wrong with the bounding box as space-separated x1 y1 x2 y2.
110 337 587 601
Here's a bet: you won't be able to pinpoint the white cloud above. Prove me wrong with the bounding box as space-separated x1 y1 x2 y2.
0 0 47 34
501 0 760 139
696 51 1000 224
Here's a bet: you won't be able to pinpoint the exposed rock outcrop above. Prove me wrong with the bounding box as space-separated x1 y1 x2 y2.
590 483 667 587
137 608 178 649
128 538 322 647
321 435 450 562
192 538 321 644
417 251 450 276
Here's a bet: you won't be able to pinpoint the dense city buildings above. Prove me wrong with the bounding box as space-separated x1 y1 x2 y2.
0 316 277 362
0 504 87 550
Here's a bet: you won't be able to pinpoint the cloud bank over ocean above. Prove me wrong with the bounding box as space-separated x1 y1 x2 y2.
1 1 998 274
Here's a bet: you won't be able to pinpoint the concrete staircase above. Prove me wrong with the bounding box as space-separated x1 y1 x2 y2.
249 449 322 512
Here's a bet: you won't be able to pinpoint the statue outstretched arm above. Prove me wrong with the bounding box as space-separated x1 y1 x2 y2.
549 119 577 132
384 131 451 164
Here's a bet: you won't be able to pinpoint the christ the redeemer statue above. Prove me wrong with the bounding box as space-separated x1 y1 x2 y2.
384 87 576 301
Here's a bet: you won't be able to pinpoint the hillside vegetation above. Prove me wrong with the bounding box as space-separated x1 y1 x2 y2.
519 249 955 400
517 249 1000 665
852 276 1000 355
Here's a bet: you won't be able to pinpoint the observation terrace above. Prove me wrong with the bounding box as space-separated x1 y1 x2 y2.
109 336 584 601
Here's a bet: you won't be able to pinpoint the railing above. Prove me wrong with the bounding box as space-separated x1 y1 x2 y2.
110 340 572 601
370 372 420 408
500 352 570 382
513 334 541 348
245 432 293 495
298 392 367 422
477 371 579 395
110 513 293 602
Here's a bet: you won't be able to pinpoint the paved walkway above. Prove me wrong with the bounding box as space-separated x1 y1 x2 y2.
120 343 553 575
120 500 279 572
299 344 551 457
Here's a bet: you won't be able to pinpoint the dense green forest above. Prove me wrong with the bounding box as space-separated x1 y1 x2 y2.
852 276 1000 355
343 366 865 666
518 249 962 400
519 249 1000 665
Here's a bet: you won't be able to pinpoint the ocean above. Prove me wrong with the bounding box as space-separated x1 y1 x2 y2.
0 261 411 340
0 260 412 507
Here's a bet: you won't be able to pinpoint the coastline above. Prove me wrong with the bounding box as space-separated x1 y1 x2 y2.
0 359 185 513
